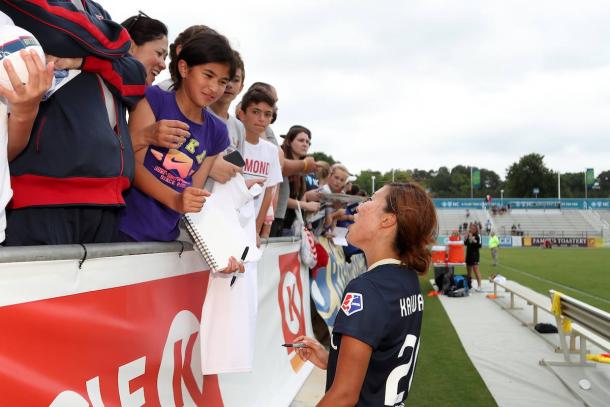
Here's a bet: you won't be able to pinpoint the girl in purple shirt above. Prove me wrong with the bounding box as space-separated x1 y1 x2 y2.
120 33 236 249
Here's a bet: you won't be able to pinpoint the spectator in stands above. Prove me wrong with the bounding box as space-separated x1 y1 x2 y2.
322 163 352 233
3 2 147 246
294 182 437 406
347 184 360 196
278 125 320 235
0 14 54 244
465 223 483 291
313 160 330 189
489 231 500 266
119 32 235 243
239 88 283 242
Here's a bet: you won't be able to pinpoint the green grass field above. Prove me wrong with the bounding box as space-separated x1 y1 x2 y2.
408 247 610 406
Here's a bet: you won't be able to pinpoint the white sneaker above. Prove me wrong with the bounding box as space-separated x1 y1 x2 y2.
475 288 483 292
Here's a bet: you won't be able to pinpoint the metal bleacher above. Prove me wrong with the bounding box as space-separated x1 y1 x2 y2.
436 208 604 237
491 210 601 237
437 209 489 235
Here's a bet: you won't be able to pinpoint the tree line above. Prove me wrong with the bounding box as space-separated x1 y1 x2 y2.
312 152 610 199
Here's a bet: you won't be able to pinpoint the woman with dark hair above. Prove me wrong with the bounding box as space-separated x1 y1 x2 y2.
465 222 482 291
295 182 437 406
121 12 168 86
280 125 320 234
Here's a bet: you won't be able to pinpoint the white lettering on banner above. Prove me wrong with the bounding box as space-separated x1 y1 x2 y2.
49 391 90 407
157 310 203 407
49 311 203 407
49 377 105 407
118 356 146 406
86 377 105 407
282 272 302 334
384 334 419 406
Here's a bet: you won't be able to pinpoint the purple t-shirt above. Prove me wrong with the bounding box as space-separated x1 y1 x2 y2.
120 86 229 241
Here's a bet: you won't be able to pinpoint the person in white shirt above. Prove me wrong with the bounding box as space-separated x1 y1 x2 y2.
238 88 282 243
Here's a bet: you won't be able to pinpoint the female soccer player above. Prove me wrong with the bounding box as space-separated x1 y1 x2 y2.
295 182 437 406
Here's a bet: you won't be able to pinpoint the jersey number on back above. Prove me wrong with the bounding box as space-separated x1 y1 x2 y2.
384 334 420 406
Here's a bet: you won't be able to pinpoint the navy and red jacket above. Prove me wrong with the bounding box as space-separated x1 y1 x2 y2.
0 0 146 209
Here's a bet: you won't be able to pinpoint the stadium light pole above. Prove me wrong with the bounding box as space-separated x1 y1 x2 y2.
584 170 587 200
470 166 473 199
500 189 504 206
557 172 561 200
371 175 376 194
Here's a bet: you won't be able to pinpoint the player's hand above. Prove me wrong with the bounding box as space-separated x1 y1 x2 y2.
177 187 210 214
210 157 240 183
294 335 329 370
150 119 190 149
0 50 53 116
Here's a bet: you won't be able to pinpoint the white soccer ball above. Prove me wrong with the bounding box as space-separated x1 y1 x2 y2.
0 24 45 90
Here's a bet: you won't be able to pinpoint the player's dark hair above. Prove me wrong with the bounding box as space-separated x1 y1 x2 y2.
384 182 438 275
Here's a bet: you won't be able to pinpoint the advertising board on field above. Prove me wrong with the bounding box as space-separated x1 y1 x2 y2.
0 241 312 407
524 237 589 247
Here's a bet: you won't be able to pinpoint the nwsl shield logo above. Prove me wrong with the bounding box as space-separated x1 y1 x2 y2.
341 292 363 316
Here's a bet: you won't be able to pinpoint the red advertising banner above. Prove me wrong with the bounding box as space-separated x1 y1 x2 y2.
0 271 223 406
277 252 307 373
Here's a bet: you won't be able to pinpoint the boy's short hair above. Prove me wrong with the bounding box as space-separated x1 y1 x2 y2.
240 89 276 113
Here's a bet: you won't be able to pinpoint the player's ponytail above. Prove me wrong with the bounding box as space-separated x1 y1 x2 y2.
384 182 437 275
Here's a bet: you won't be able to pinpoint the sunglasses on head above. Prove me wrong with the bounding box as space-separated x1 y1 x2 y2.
124 10 150 32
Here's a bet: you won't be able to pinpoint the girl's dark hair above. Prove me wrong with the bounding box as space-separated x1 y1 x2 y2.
121 14 168 46
168 25 218 84
281 125 312 200
383 182 438 276
239 88 276 113
170 32 236 90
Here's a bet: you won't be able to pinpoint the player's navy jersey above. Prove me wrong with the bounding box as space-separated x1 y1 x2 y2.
326 263 424 407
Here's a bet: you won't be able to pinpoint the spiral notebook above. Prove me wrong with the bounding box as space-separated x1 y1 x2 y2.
183 184 250 272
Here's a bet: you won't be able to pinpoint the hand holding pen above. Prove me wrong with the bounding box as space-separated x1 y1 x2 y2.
230 246 249 287
290 335 329 370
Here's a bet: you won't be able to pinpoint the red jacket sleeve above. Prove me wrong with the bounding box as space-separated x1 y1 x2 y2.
82 55 146 105
0 0 131 58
